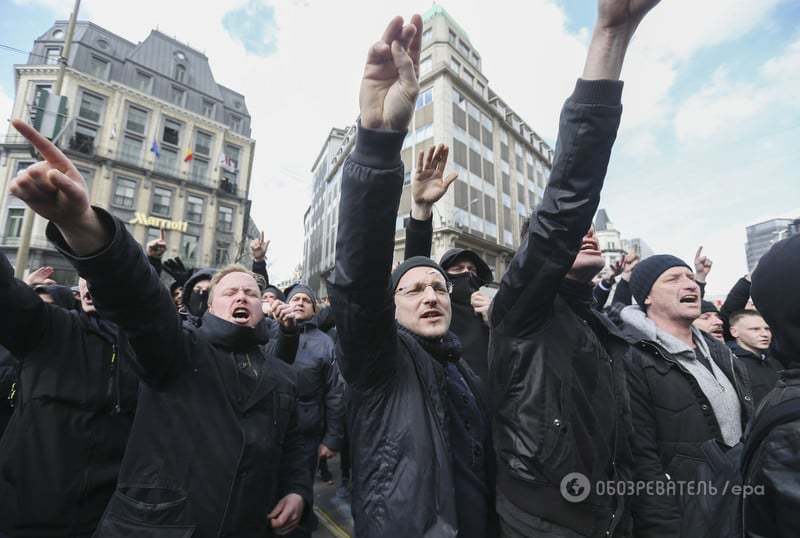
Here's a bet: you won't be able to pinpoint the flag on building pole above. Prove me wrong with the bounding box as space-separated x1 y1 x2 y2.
184 149 194 162
218 153 236 172
150 139 161 159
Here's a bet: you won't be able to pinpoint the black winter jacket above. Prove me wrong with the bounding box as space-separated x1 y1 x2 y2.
489 79 634 537
730 343 782 407
0 252 139 537
293 320 344 448
620 321 754 537
47 210 312 537
0 345 17 436
328 125 496 538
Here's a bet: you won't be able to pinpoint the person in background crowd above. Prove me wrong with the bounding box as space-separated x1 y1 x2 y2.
693 300 725 342
489 1 663 535
619 255 753 537
328 14 497 537
744 234 800 537
592 255 624 310
719 268 756 344
402 143 495 383
9 118 313 536
283 283 344 536
729 309 781 406
0 257 139 536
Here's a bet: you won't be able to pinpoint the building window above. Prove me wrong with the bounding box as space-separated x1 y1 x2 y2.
454 180 469 210
89 55 110 79
448 30 457 44
230 115 242 133
30 84 52 127
150 186 173 217
457 39 470 58
469 148 482 176
135 70 153 93
422 28 432 46
112 177 137 209
190 158 209 184
181 233 199 264
162 118 182 146
125 105 148 135
415 88 433 109
461 69 474 88
214 242 230 265
78 91 104 123
202 100 215 118
185 194 204 224
420 56 432 75
120 135 143 163
45 47 61 65
169 86 186 107
72 123 97 155
4 208 24 238
194 131 212 156
217 205 234 232
174 64 186 83
52 29 64 39
157 147 178 175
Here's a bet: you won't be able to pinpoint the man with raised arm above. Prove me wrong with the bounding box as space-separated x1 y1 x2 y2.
328 15 497 537
488 1 662 536
8 119 311 536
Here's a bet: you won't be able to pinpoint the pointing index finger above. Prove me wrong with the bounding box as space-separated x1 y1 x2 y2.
12 119 76 173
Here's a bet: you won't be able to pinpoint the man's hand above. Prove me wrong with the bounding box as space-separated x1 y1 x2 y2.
318 444 337 460
694 246 713 283
621 251 640 282
272 301 297 329
146 238 167 259
359 15 422 130
268 493 304 535
250 231 269 262
606 258 624 281
411 144 458 220
24 266 56 287
471 291 491 325
583 0 662 80
10 119 109 254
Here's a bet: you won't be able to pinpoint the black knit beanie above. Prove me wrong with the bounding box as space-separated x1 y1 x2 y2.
390 256 450 292
285 283 317 305
629 254 692 307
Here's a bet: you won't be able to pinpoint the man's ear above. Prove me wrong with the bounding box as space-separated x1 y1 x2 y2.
730 326 739 339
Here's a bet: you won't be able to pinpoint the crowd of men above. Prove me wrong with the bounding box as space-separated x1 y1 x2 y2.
1 0 798 536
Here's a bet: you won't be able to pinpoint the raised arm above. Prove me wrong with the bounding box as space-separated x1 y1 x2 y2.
10 119 187 386
250 231 271 286
491 0 660 333
327 15 422 392
404 144 457 260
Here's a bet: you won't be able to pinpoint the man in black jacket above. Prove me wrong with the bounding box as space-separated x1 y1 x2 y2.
0 259 139 537
489 1 664 536
327 15 497 537
402 144 495 383
619 255 753 536
745 234 800 537
729 309 781 406
9 119 312 537
283 283 344 536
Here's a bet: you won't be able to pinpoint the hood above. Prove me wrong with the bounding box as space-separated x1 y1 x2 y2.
182 268 215 316
197 311 271 351
619 304 710 357
314 305 335 332
439 248 493 286
751 234 800 366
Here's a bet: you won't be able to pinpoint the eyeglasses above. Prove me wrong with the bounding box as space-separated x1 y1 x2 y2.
395 281 453 298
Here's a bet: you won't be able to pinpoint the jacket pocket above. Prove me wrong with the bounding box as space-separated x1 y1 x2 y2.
100 486 195 531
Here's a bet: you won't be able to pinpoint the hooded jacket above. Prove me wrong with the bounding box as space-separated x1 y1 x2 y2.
46 210 312 537
489 80 634 538
327 125 496 538
618 305 753 537
744 234 800 537
0 253 139 537
182 267 215 327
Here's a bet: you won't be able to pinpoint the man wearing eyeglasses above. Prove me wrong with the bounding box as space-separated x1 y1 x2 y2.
327 14 497 538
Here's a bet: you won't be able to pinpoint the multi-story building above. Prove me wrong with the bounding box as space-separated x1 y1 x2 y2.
594 208 652 267
745 216 798 271
302 5 555 296
0 20 256 282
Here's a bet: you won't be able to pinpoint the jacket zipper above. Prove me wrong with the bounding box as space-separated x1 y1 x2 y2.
106 344 119 414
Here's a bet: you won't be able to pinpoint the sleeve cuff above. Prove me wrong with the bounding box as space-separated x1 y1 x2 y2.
252 259 266 270
45 207 120 264
572 79 624 106
407 213 433 231
351 121 406 169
